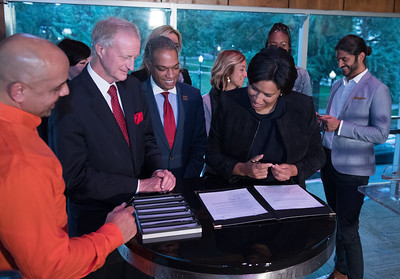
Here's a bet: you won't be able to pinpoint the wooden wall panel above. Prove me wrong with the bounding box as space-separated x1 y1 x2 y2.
0 4 5 40
127 0 398 12
289 0 343 10
228 0 288 8
344 0 395 13
395 0 400 12
165 0 228 4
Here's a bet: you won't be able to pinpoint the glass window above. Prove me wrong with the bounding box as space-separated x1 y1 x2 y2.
6 1 399 167
308 14 400 116
177 9 306 95
10 1 171 69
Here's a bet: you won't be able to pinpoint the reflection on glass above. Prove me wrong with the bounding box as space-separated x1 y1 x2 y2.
11 2 171 69
382 165 400 180
308 14 400 115
177 9 306 94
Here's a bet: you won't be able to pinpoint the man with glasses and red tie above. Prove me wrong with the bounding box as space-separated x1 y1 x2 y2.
140 36 206 179
48 17 175 278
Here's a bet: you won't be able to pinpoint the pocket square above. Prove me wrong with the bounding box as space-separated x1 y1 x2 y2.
134 112 143 125
353 96 366 100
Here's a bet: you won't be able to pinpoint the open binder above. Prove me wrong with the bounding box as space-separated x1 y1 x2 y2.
132 193 202 244
197 184 335 229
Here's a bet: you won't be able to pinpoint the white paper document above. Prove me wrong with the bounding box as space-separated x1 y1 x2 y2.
198 188 268 221
254 185 323 210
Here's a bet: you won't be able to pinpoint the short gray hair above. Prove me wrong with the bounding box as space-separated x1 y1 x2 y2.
143 36 179 70
91 17 140 56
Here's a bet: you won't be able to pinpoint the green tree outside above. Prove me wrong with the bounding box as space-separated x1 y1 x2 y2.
10 2 400 109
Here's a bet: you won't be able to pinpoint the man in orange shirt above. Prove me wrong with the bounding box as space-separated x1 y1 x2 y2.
0 33 137 278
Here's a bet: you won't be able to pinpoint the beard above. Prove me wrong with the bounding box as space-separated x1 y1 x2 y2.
342 56 360 79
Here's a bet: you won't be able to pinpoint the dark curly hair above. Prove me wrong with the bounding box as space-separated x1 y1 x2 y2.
57 38 90 67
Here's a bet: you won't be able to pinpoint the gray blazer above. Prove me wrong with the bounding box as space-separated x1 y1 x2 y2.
324 71 391 176
202 92 212 135
294 66 312 96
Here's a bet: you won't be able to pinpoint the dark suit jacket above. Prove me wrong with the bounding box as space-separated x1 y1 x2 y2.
206 88 325 188
132 68 192 85
48 67 163 236
141 79 207 178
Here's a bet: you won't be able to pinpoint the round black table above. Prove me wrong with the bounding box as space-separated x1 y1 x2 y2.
119 177 336 278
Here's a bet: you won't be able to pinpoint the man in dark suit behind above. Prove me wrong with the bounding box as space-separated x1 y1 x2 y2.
141 36 206 178
48 17 175 278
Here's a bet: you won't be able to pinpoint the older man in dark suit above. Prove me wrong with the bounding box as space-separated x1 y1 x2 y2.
140 36 206 179
49 17 175 278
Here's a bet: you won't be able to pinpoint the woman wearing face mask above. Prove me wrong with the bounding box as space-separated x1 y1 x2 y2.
202 50 247 135
205 46 324 188
266 22 312 96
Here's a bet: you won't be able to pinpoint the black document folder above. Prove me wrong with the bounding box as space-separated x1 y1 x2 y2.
132 193 202 244
197 184 334 229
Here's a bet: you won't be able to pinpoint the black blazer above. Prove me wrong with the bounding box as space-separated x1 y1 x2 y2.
132 68 192 85
205 88 325 188
48 67 163 236
141 79 207 178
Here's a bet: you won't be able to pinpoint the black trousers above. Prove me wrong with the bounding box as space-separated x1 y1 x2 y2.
321 148 369 279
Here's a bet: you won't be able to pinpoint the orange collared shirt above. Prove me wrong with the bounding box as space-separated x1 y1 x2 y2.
0 102 123 279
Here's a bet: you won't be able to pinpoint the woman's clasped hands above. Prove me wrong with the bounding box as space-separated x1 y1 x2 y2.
246 154 272 179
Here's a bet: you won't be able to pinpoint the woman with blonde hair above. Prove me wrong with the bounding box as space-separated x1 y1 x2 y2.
131 25 192 84
203 50 247 135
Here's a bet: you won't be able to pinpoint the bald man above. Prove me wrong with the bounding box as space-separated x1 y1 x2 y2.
0 33 137 279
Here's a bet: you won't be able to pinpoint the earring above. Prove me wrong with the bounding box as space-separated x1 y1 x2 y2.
280 93 283 96
227 77 231 83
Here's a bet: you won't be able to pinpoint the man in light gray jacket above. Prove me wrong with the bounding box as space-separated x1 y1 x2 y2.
319 35 391 279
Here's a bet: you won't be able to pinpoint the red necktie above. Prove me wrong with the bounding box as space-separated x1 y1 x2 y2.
161 92 176 149
107 85 130 146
